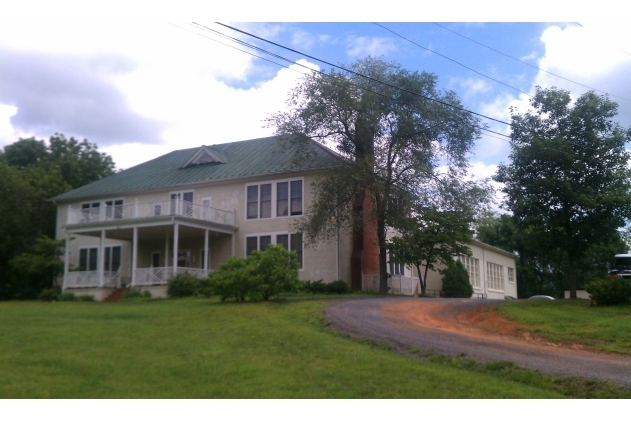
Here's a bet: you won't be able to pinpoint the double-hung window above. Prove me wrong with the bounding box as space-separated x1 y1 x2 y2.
245 232 303 268
81 202 100 223
486 262 504 291
246 179 303 219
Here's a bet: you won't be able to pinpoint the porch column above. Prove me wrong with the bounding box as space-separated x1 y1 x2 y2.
62 232 70 291
131 226 138 286
204 229 209 272
98 229 106 287
173 223 179 277
164 231 169 268
231 233 235 256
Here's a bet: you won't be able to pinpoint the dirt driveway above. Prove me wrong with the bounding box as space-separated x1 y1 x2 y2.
324 297 631 387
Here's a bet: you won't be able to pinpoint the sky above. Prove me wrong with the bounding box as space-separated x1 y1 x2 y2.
1 4 630 210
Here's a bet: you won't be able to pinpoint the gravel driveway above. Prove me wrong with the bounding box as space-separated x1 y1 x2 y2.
324 297 631 387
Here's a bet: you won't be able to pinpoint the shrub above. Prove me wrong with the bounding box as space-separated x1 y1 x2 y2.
440 260 473 298
167 273 203 298
208 256 255 302
326 280 350 294
304 280 327 294
122 289 144 299
208 245 300 302
78 294 95 302
142 290 152 298
40 286 61 302
250 245 301 301
57 292 76 301
585 278 631 306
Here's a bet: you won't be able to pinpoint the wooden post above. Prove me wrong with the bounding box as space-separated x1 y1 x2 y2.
132 227 138 287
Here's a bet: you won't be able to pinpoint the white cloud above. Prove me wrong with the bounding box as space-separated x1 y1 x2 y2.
0 22 320 170
346 36 396 58
450 77 492 101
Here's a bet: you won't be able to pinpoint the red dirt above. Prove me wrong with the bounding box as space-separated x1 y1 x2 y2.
382 300 571 348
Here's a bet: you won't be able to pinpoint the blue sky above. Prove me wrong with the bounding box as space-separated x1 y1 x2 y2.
1 5 630 206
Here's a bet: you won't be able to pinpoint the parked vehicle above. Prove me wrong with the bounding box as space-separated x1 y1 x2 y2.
608 253 631 279
528 295 555 300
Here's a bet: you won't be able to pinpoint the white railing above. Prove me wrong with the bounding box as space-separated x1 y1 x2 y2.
65 271 120 289
390 275 421 296
133 267 210 286
67 199 235 226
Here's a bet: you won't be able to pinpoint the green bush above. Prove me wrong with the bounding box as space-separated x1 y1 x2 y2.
304 280 327 294
440 260 473 298
78 294 95 302
142 290 152 298
326 280 350 294
208 256 254 302
39 286 61 302
122 289 143 299
585 278 631 306
167 273 204 298
208 245 300 302
57 292 76 301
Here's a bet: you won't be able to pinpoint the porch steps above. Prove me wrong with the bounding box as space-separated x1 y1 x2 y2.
103 288 129 303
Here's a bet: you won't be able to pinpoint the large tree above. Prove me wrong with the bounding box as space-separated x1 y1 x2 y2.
0 133 115 299
268 57 481 293
495 87 631 299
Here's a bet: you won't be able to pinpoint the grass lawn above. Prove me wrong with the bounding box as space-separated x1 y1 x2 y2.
1 297 629 398
496 299 631 355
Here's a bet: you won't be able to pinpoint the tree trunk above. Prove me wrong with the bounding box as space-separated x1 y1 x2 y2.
378 217 388 294
568 253 577 299
350 190 364 291
416 264 426 296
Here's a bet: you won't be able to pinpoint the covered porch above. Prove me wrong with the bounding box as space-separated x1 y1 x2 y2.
62 214 237 293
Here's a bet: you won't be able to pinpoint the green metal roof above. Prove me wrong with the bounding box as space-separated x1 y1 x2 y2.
53 135 341 202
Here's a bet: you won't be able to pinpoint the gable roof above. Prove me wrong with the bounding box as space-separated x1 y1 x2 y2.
52 135 341 202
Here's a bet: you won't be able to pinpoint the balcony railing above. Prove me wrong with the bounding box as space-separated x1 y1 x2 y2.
133 267 210 286
67 199 235 226
65 271 121 289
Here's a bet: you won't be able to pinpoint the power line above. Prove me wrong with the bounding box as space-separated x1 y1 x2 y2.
432 22 631 102
210 21 516 129
373 22 533 98
190 23 513 142
575 22 631 58
181 23 613 162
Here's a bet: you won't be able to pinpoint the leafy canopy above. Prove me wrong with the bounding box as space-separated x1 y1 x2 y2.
494 87 631 298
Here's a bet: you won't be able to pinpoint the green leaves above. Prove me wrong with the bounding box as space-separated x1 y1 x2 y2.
495 87 631 297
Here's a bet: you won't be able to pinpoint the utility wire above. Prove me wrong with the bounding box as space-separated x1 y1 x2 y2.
210 21 516 129
189 22 511 140
181 23 614 161
575 22 631 58
432 22 631 102
373 22 533 98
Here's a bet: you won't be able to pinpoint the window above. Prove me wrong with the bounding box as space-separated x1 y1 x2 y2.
260 235 272 251
81 202 100 222
247 185 258 219
105 199 124 220
290 233 303 268
508 267 515 284
290 180 302 216
78 246 121 272
277 182 288 217
260 184 272 218
486 262 504 291
245 232 303 268
459 256 480 288
201 198 212 220
246 237 258 256
388 250 405 276
246 178 303 219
